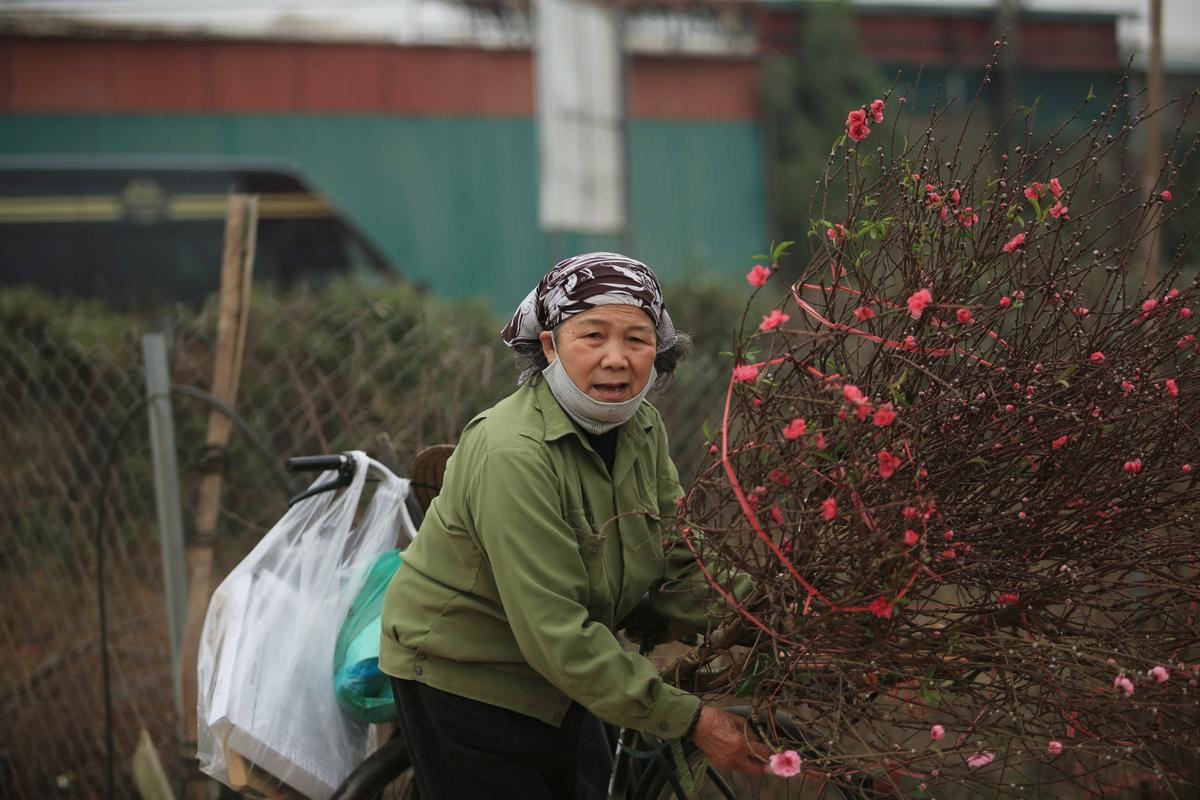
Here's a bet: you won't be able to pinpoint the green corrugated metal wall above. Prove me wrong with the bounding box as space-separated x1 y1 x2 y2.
0 115 766 309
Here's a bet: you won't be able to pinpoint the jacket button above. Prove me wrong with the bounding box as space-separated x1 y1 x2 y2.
590 546 600 556
413 665 423 676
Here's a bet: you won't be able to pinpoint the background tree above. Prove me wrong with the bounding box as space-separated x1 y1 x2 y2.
761 0 885 272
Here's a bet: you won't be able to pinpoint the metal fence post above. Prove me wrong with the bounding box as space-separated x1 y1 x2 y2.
142 332 188 720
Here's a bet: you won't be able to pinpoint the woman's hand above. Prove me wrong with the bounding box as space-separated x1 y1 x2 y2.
690 705 772 774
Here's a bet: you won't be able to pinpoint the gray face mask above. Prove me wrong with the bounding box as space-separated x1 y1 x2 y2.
542 337 657 435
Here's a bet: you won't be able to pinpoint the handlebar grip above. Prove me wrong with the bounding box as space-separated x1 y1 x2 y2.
286 454 351 473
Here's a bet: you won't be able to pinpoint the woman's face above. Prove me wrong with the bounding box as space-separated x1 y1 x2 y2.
539 305 657 402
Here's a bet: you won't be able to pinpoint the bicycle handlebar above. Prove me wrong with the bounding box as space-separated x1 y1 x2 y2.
286 454 352 473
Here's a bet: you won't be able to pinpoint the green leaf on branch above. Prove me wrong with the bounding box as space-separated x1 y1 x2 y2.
888 369 909 406
772 241 795 262
1029 197 1043 220
736 652 774 697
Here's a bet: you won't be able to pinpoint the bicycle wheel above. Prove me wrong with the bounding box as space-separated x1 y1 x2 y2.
633 743 856 800
329 733 418 800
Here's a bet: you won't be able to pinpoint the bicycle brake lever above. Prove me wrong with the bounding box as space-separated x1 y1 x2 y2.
286 458 356 507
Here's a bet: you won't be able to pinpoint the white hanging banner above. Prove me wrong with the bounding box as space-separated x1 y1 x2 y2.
534 0 625 234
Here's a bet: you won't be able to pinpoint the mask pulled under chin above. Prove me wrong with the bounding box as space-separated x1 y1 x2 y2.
542 356 657 435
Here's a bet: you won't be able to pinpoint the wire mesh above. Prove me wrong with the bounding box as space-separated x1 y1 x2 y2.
0 285 732 797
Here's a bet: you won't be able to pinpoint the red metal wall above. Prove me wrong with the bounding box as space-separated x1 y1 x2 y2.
0 5 1120 120
755 9 1119 72
0 36 759 120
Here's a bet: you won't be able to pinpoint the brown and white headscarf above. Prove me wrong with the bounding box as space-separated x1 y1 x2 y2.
501 252 677 354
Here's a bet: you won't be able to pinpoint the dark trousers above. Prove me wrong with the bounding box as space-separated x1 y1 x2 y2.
391 678 608 800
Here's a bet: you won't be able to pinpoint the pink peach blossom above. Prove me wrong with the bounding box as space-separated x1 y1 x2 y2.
1150 665 1170 683
732 364 759 383
821 496 837 521
847 122 870 142
843 384 867 405
907 288 932 319
967 752 995 769
1047 740 1063 757
877 450 902 479
759 309 790 332
929 724 945 741
1002 232 1026 253
783 418 807 440
868 596 893 618
872 405 896 427
746 264 770 288
767 750 802 778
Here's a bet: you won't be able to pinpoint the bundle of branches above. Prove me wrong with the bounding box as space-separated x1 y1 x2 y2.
674 72 1200 797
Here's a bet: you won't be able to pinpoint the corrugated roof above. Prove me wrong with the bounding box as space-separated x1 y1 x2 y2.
2 0 1196 68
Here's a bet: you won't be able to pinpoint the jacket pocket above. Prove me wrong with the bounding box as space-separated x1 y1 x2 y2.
565 508 613 621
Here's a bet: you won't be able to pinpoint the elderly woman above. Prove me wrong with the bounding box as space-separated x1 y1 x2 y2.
379 253 766 798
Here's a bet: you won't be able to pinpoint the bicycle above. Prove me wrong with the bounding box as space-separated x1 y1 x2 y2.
284 451 864 800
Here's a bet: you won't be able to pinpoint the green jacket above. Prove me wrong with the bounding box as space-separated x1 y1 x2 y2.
379 377 713 737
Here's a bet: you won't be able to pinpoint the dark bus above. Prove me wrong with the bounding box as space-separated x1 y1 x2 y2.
0 158 397 309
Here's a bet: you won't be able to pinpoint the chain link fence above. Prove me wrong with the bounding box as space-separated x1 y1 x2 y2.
0 282 733 798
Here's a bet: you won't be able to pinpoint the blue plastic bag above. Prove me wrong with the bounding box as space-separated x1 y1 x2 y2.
333 548 404 723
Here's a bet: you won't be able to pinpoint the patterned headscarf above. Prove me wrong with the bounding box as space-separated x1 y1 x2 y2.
501 252 677 353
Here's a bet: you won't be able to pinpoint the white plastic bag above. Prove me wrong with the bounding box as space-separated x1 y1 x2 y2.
197 451 416 799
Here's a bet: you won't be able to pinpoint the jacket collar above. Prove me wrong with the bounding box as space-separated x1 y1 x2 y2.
531 376 653 453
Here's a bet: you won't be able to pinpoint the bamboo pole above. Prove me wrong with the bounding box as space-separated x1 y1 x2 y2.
180 194 258 800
